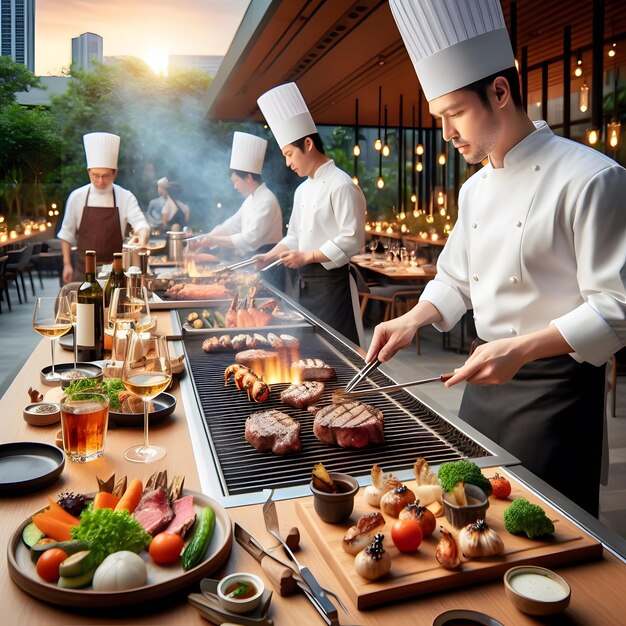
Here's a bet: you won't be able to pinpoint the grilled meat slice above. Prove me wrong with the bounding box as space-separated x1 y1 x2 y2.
231 334 251 351
280 381 325 409
163 495 196 537
132 486 175 535
235 349 279 369
313 401 384 448
280 334 300 348
291 358 336 381
245 409 302 455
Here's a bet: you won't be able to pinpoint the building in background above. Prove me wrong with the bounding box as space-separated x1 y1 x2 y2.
71 32 103 72
1 0 35 71
169 54 223 77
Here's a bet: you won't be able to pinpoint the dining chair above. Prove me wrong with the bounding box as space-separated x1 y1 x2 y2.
0 255 12 313
26 242 44 290
6 246 33 304
38 239 64 285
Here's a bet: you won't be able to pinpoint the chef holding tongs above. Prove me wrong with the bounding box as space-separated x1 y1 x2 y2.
254 82 366 345
187 131 283 259
365 0 626 517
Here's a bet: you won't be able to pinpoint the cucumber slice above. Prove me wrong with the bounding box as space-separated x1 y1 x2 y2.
22 523 45 548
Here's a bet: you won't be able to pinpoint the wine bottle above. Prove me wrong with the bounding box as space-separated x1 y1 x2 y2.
76 250 104 361
103 252 125 308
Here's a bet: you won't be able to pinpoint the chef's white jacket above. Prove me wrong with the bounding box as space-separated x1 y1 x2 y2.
281 160 366 269
57 183 149 246
218 183 283 253
422 121 626 366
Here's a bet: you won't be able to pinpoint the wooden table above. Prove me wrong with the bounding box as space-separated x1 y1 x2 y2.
1 310 626 625
352 254 437 282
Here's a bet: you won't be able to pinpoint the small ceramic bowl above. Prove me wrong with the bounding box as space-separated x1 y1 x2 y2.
309 472 359 523
23 402 61 426
504 566 571 616
217 572 265 614
442 483 489 528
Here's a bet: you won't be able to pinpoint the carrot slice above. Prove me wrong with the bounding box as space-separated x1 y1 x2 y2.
47 498 80 526
32 512 73 542
114 478 143 513
93 491 120 510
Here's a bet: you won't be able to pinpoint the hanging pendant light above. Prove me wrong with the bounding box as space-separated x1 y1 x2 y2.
374 86 382 151
353 98 360 157
586 128 599 145
382 105 390 156
607 120 621 150
579 81 589 113
574 49 583 77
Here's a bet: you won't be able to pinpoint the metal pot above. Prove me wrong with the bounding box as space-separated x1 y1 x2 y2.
166 231 191 262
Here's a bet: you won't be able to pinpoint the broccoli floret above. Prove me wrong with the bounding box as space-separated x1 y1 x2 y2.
437 460 492 495
503 498 555 538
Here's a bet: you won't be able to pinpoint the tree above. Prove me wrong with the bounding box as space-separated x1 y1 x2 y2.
0 56 41 106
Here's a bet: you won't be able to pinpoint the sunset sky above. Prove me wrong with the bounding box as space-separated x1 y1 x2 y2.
35 0 250 75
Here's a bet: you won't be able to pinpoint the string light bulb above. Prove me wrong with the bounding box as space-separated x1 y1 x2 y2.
608 42 616 58
416 161 423 172
574 49 583 77
587 128 599 145
382 144 390 157
410 193 417 203
607 120 621 149
374 138 382 151
376 177 385 189
579 81 589 113
438 153 446 166
416 144 424 155
352 175 359 185
353 144 361 157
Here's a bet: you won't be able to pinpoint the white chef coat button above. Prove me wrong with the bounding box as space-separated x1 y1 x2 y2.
481 172 487 179
516 220 522 228
509 276 518 284
533 164 540 171
472 274 479 281
509 328 518 336
472 222 478 229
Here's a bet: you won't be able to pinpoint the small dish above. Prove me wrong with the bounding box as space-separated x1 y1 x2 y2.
433 609 505 626
0 442 65 495
309 473 359 523
504 566 571 616
59 363 104 389
442 484 489 528
217 572 265 614
23 402 61 426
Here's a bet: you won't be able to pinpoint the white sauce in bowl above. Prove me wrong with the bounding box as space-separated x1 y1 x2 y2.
509 573 568 602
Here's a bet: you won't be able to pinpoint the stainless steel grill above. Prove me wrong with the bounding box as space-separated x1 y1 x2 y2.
181 319 495 498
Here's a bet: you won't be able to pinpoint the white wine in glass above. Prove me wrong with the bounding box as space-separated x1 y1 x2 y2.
33 296 73 382
108 286 154 362
122 331 171 463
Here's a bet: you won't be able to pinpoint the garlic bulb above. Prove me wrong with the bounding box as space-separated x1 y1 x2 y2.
435 527 461 569
354 533 391 581
458 519 504 558
364 464 401 507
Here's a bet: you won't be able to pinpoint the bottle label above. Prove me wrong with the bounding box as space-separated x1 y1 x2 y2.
76 302 95 346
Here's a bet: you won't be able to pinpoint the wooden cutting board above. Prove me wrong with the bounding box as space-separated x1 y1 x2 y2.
296 466 602 609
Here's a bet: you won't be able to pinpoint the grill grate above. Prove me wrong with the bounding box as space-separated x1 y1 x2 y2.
183 324 488 496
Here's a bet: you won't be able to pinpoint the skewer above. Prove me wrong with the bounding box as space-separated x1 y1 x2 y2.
333 373 453 403
344 359 381 393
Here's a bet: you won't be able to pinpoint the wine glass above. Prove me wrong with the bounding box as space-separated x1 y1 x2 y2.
368 238 378 259
33 296 73 382
122 331 171 463
108 286 154 362
58 287 79 371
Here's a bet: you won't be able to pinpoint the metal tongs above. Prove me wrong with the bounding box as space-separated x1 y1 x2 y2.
225 257 258 271
263 492 343 626
344 358 381 393
259 258 283 272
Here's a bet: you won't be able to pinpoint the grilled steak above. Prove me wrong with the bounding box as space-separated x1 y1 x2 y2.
235 349 279 369
133 486 174 535
245 409 302 455
163 495 196 537
280 381 325 409
291 358 336 381
313 401 384 448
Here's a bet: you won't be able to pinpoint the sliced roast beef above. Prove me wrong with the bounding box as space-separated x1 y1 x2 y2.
291 358 336 381
245 409 301 455
163 495 196 537
280 381 325 409
313 401 384 448
132 486 174 535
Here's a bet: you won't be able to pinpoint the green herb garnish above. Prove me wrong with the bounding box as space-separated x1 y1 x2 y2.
65 377 125 411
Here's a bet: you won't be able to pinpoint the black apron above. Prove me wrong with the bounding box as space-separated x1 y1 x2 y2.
459 348 606 515
74 188 124 281
295 264 358 345
165 199 187 230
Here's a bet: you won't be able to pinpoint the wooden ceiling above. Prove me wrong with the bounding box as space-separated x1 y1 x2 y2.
205 0 626 128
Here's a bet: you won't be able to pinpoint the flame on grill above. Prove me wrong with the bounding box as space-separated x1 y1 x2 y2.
247 347 302 384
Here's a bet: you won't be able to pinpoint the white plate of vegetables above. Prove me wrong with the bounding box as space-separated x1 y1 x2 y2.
7 476 232 609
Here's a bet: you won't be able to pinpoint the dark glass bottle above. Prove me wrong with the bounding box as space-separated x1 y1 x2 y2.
76 250 104 361
104 253 125 308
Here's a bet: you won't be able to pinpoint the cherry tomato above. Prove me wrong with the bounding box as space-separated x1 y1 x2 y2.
36 548 69 582
149 532 185 565
391 518 423 552
489 473 512 499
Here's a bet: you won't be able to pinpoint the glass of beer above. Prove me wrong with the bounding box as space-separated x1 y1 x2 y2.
60 392 110 462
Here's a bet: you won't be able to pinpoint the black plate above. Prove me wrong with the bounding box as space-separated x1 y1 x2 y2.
40 362 103 386
0 442 64 496
58 331 74 352
109 392 176 426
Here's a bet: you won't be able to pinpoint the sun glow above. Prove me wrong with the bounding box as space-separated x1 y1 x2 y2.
145 47 169 76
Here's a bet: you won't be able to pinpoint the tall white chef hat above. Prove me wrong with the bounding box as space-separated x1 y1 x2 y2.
83 132 121 169
157 177 169 188
389 0 515 102
257 82 317 149
229 132 268 175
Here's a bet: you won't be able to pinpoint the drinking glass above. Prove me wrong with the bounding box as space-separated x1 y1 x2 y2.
33 296 73 382
122 331 171 463
368 238 378 259
108 286 154 362
60 392 109 462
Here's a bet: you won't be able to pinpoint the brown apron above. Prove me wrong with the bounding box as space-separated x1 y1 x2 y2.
73 188 124 281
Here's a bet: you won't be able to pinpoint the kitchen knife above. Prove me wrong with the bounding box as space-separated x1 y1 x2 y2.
234 523 298 596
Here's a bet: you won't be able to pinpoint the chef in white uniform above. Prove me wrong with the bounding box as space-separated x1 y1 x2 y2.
256 82 366 344
189 132 282 255
367 0 626 515
58 132 150 283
